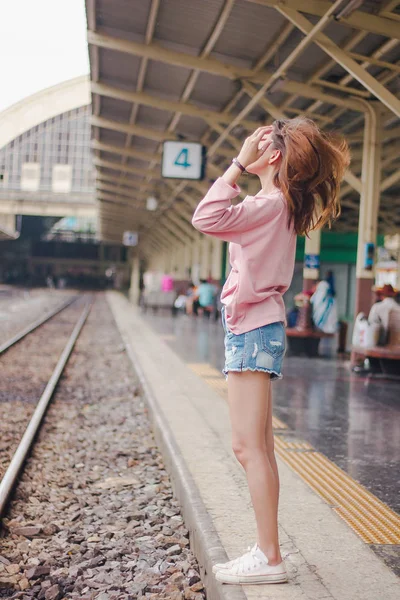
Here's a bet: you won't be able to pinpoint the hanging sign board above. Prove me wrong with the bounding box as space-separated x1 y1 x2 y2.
304 254 320 270
122 231 138 247
162 141 206 180
364 242 375 271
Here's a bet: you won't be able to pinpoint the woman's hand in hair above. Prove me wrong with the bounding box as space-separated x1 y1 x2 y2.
237 126 272 168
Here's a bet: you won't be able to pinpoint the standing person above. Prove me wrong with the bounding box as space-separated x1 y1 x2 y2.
310 278 338 334
192 117 349 585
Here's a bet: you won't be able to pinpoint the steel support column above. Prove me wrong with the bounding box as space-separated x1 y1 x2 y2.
183 243 192 281
200 235 213 280
129 252 141 305
211 238 223 282
191 236 202 285
355 104 382 317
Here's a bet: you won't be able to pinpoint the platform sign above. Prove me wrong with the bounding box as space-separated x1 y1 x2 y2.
122 231 138 247
364 242 375 271
162 141 206 180
304 254 320 270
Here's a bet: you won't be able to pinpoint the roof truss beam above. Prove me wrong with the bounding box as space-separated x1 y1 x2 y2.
92 140 156 163
276 6 400 118
96 173 153 193
381 170 400 192
93 157 158 178
245 0 400 39
347 51 400 74
97 179 196 223
92 115 171 142
92 82 258 130
91 116 233 160
88 32 365 112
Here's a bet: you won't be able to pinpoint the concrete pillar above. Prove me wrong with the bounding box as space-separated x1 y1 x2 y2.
170 246 176 274
155 230 176 273
191 236 201 284
129 253 140 305
169 246 179 274
154 250 169 273
303 229 321 292
174 243 186 279
200 235 212 279
183 243 192 280
211 238 223 281
355 105 382 316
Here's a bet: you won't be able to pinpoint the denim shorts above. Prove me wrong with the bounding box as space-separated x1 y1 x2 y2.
221 307 286 381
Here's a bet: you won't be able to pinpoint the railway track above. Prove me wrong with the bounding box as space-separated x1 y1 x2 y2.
0 295 92 517
0 295 78 354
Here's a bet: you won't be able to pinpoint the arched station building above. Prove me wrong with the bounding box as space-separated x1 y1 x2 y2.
0 77 129 286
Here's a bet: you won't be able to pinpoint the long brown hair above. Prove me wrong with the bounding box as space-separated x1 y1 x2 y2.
271 117 350 236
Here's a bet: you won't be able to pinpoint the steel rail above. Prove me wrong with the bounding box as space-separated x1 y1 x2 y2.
0 297 92 517
0 295 78 355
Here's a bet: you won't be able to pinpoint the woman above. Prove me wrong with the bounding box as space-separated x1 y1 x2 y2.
192 117 349 585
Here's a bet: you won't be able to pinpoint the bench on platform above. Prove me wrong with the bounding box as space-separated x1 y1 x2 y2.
353 309 400 376
286 327 334 357
141 290 177 314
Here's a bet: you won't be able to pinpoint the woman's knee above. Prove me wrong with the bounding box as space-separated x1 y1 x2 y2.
232 438 266 466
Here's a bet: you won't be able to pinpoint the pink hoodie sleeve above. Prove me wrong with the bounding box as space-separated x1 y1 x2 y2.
192 177 282 244
192 178 247 243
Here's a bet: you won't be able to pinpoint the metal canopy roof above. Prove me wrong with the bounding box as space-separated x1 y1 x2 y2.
85 0 400 248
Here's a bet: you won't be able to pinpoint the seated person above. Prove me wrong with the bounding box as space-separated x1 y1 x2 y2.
197 279 216 317
369 284 400 344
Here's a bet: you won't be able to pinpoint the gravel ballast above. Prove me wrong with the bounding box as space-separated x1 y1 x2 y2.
0 295 206 600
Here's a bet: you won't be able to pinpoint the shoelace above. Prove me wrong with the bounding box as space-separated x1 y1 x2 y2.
218 545 250 568
232 545 264 574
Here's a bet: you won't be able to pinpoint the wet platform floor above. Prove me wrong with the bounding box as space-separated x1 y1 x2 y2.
142 311 400 517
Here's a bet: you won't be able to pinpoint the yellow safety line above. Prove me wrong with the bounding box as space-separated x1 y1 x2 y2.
188 363 222 378
187 362 400 545
275 438 400 544
277 440 400 544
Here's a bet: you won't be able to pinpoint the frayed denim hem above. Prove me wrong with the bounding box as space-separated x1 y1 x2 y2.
222 366 283 381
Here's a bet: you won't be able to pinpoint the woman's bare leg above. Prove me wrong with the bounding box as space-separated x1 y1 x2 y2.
227 371 282 565
265 384 280 516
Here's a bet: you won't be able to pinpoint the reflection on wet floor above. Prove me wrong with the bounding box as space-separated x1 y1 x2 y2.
142 310 400 517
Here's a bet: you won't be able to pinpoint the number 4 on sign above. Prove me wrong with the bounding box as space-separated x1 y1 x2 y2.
174 148 191 169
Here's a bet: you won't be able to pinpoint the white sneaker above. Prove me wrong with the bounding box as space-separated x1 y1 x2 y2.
214 543 288 585
212 544 254 574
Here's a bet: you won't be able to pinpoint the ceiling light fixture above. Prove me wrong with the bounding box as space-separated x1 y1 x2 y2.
146 196 158 211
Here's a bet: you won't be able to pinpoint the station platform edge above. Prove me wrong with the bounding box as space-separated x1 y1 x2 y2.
106 291 399 600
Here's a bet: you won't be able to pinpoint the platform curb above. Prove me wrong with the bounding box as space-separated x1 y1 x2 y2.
120 328 246 600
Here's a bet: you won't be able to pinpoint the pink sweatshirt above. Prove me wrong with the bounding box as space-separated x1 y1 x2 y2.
192 177 296 335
